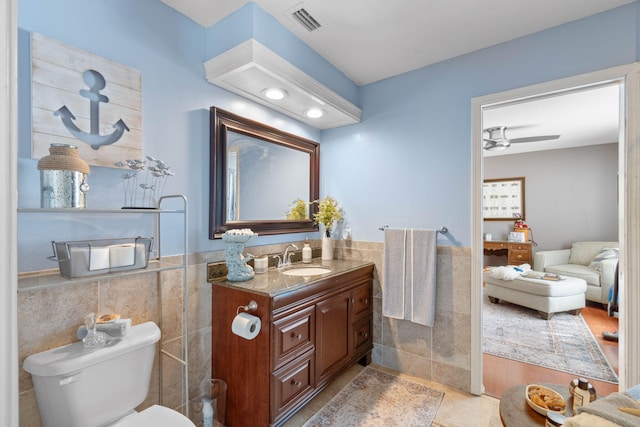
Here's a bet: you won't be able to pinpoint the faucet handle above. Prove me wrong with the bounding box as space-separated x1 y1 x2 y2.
273 255 283 268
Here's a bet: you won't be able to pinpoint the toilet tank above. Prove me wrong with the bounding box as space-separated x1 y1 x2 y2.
23 321 161 427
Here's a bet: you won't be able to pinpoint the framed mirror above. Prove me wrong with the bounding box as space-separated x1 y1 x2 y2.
209 107 320 239
483 177 526 221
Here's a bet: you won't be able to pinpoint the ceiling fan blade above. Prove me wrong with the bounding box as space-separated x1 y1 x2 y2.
509 135 560 144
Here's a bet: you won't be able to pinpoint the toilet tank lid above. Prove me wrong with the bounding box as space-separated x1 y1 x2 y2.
23 321 160 377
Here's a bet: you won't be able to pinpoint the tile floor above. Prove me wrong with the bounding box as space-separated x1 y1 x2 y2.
282 364 503 427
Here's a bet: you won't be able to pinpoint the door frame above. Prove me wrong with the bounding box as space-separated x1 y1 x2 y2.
471 63 640 395
1 0 19 425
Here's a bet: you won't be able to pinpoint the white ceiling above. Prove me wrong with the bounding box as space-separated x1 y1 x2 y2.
161 0 626 152
483 84 620 157
161 0 633 86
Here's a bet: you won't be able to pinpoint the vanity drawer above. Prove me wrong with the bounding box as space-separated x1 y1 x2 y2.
271 352 315 422
272 305 315 369
352 283 371 316
353 316 372 353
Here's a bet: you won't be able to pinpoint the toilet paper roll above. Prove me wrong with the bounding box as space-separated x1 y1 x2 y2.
231 312 261 340
109 244 136 268
89 246 110 271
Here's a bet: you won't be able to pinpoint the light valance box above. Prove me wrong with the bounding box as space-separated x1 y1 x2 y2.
49 237 153 279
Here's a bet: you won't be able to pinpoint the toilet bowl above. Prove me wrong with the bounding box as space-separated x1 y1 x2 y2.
110 405 194 426
23 321 194 427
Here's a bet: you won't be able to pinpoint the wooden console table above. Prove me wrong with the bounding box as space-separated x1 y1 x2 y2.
484 240 532 265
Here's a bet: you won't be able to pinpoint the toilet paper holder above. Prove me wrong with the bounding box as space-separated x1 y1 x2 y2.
236 300 258 315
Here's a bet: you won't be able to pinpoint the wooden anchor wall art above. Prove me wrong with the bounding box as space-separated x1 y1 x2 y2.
30 32 142 168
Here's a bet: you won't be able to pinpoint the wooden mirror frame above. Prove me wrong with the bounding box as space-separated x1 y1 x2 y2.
209 107 320 239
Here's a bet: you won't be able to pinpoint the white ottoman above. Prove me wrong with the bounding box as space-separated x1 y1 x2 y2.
483 271 587 319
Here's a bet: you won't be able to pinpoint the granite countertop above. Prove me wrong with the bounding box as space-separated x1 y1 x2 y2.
212 259 374 297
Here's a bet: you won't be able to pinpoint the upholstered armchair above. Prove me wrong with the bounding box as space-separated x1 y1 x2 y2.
533 241 619 305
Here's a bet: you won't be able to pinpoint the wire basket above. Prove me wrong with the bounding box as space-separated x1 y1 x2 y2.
49 237 154 279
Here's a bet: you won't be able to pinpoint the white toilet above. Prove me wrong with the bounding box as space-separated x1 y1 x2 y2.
23 321 195 427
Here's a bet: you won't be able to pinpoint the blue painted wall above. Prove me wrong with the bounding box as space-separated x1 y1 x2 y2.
16 0 323 271
16 0 640 271
322 3 639 244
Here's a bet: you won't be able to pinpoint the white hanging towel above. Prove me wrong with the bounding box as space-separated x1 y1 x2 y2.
410 229 437 327
382 228 437 327
382 228 407 319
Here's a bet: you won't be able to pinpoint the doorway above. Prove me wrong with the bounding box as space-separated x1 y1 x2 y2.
470 63 640 396
480 83 620 397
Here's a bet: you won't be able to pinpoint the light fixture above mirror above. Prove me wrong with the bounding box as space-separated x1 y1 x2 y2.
204 39 361 129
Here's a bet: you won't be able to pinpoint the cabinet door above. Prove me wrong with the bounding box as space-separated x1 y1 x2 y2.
315 290 351 384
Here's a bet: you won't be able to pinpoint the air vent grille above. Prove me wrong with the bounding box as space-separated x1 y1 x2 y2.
292 8 322 32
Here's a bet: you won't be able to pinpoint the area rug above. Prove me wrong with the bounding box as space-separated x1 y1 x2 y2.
483 297 618 383
302 366 445 426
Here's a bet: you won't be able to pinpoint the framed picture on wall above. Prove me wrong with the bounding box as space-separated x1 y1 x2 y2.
483 177 525 220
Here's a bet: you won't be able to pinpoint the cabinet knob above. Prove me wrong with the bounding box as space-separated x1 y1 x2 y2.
516 254 522 259
360 298 369 305
359 332 369 338
290 332 303 340
290 379 302 387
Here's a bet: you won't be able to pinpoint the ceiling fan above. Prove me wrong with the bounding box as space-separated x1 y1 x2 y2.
483 126 560 151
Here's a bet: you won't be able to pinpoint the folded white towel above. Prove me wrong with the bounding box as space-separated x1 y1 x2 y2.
574 392 640 427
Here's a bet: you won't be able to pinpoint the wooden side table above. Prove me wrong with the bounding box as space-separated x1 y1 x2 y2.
499 383 573 426
484 240 533 265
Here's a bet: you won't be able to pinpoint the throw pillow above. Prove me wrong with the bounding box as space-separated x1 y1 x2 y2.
569 241 618 265
588 248 619 271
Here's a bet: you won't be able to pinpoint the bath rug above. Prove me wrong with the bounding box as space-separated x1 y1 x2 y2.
302 366 444 426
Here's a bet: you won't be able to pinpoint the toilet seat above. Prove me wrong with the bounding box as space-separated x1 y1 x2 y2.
109 405 195 427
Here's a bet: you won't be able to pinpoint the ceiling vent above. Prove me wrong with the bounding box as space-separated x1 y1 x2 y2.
291 7 322 32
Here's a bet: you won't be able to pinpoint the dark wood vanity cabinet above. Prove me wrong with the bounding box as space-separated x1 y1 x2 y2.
211 264 374 427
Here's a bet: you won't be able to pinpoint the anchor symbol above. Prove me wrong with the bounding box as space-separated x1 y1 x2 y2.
54 69 130 150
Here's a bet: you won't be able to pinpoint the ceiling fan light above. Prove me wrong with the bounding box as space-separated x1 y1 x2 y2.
263 88 287 100
305 107 324 118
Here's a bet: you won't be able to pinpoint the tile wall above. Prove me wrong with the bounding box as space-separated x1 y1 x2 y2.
334 240 472 391
17 239 471 426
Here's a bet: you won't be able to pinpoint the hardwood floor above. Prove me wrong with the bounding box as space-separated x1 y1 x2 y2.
483 301 619 399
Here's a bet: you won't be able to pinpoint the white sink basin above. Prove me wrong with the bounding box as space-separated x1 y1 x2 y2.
282 267 331 277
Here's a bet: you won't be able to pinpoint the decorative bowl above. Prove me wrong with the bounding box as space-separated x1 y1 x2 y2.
221 229 256 243
525 384 567 416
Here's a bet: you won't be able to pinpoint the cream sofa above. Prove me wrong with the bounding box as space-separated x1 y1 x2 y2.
533 241 618 305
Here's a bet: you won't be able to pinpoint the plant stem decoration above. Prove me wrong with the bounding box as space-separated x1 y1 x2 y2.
312 196 343 237
115 156 174 208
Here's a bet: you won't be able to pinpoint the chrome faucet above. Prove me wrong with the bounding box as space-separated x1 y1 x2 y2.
281 244 299 268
